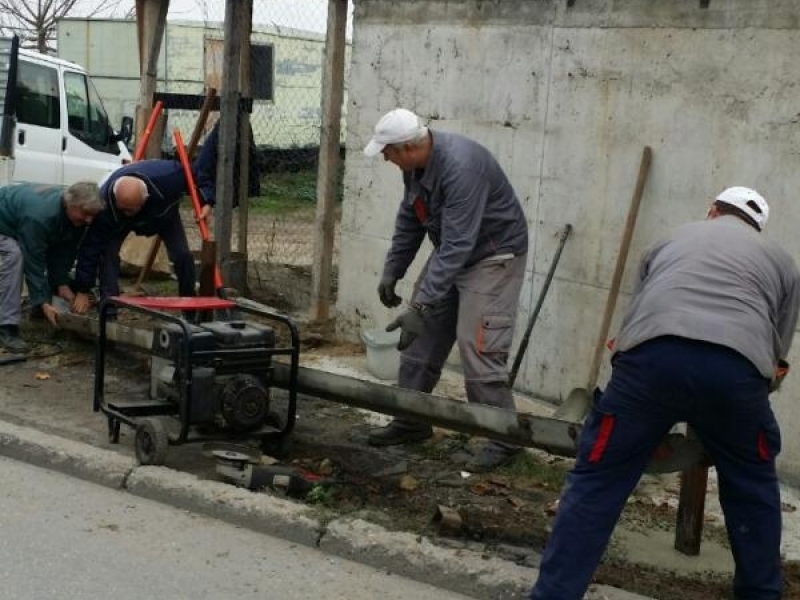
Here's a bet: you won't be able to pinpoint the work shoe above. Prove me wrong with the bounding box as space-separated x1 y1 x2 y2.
368 422 433 447
0 326 29 353
464 442 523 473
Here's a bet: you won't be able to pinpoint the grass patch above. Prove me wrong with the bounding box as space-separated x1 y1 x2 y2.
501 452 569 489
248 167 344 215
250 170 319 215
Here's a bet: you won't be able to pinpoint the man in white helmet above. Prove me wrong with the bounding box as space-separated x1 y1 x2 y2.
363 108 529 471
529 186 800 600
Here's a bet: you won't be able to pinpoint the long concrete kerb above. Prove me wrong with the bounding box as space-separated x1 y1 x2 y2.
0 420 136 488
321 518 652 600
125 466 323 547
0 419 654 600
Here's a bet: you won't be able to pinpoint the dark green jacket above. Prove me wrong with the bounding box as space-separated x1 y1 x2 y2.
0 184 85 308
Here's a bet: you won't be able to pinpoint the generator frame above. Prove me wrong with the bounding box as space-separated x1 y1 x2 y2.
93 296 300 465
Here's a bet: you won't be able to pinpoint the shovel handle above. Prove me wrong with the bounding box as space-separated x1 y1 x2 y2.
586 146 652 390
509 223 572 388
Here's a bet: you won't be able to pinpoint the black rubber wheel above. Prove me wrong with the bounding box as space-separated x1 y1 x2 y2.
134 418 169 466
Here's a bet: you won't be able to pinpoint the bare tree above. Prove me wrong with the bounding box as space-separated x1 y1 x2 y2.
0 0 130 54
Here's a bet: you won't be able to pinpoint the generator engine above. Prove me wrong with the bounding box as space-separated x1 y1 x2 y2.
149 319 277 433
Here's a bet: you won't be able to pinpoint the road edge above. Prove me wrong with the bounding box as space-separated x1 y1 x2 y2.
0 418 651 600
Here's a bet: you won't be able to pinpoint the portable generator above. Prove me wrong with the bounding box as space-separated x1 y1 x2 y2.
94 296 299 466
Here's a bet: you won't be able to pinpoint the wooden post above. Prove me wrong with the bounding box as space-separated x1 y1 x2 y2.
310 0 348 322
237 0 253 260
674 426 709 555
198 240 218 299
187 88 218 160
135 0 169 156
215 0 246 285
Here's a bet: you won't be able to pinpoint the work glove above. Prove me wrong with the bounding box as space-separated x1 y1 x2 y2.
377 276 402 308
769 359 790 393
386 303 427 351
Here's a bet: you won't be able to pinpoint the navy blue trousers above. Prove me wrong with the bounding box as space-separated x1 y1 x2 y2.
99 211 196 299
530 336 782 600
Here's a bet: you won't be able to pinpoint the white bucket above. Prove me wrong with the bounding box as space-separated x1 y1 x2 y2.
360 328 401 380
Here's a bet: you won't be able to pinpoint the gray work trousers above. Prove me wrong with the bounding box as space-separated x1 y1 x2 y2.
0 235 23 327
392 252 527 431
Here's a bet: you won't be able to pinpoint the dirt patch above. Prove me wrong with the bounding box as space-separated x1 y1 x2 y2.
7 311 800 600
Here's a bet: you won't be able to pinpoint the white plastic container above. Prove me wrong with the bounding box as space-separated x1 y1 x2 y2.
360 328 401 380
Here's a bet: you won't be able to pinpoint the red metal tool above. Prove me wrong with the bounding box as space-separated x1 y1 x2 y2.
173 128 223 292
132 100 164 161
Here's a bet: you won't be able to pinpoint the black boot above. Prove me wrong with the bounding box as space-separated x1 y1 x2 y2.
464 442 523 473
0 325 29 353
367 420 433 447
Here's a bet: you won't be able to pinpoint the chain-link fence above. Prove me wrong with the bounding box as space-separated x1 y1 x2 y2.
57 0 350 310
56 2 346 313
170 1 345 314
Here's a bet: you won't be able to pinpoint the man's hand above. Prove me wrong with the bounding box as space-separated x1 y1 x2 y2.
386 303 427 350
71 292 91 315
770 359 790 393
196 204 212 224
377 277 402 308
57 285 75 304
41 303 59 328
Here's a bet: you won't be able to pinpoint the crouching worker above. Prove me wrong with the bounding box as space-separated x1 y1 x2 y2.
70 122 219 315
529 187 800 600
0 182 104 352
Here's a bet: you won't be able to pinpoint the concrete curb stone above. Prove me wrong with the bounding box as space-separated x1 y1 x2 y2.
126 466 323 548
0 419 136 488
0 418 655 600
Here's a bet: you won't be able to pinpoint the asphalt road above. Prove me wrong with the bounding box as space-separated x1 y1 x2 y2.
0 456 476 600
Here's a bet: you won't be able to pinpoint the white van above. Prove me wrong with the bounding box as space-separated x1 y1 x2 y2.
0 35 132 187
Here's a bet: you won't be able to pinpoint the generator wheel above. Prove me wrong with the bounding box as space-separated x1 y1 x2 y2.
135 418 169 466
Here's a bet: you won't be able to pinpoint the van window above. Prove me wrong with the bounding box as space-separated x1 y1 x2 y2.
64 70 120 155
16 61 60 128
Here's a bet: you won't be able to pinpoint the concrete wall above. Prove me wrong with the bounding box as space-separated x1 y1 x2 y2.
337 0 800 480
57 18 349 148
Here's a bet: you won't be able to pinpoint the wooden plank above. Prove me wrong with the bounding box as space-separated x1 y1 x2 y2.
215 0 246 284
237 0 253 258
198 239 218 298
674 427 709 555
310 0 348 321
134 0 169 153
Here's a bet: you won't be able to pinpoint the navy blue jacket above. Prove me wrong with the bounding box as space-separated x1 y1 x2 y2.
73 158 214 293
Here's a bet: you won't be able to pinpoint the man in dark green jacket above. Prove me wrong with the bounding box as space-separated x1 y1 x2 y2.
0 181 104 351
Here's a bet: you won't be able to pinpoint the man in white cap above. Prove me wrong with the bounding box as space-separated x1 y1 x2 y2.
528 187 800 600
363 108 529 472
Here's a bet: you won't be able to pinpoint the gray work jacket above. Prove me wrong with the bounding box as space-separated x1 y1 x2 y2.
614 215 800 378
382 130 528 306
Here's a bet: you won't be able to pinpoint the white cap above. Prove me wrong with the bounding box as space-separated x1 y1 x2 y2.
715 186 769 230
363 108 428 157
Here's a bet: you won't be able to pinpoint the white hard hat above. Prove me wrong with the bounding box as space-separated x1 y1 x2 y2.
364 108 428 157
715 186 769 230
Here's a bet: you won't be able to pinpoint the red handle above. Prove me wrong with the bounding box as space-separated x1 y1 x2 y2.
132 100 164 162
172 128 223 291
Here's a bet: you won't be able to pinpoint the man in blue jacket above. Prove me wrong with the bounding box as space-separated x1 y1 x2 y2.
0 181 104 351
364 108 529 472
70 125 218 314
